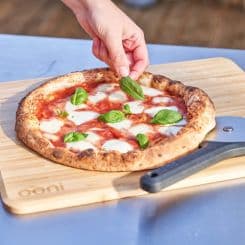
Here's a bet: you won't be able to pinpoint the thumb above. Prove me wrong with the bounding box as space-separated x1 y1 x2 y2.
103 35 130 77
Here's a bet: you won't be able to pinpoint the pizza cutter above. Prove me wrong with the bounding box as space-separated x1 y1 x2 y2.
140 116 245 193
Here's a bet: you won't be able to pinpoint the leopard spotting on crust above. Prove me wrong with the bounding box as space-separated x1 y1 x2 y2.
15 68 216 171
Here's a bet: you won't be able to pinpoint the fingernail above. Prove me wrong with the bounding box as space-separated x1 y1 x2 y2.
129 71 138 80
119 66 129 77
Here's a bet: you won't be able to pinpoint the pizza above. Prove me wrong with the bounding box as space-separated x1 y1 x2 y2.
15 68 216 171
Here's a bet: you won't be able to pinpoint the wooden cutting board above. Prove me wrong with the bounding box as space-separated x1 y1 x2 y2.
0 58 245 215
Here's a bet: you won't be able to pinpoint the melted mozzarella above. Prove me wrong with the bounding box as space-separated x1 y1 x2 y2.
66 141 96 152
152 96 172 104
144 106 178 117
108 119 132 130
129 124 153 136
88 92 106 104
109 91 127 102
124 101 144 114
43 133 59 141
102 139 133 153
65 101 87 112
85 131 101 144
141 86 163 96
68 111 99 125
91 127 103 131
174 118 187 126
96 83 117 92
158 126 182 136
40 118 64 134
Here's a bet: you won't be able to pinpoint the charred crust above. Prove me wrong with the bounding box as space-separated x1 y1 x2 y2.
15 68 216 171
52 149 64 159
77 149 95 159
121 151 138 162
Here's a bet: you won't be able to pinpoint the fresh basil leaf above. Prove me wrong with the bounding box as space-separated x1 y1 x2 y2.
98 110 125 123
151 109 182 125
123 104 131 115
55 108 69 118
64 132 88 143
136 133 149 149
120 76 144 100
70 88 88 105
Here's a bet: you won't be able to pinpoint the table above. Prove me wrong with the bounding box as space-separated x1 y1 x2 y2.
1 34 245 245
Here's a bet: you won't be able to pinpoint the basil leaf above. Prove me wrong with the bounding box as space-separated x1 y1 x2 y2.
151 109 182 125
64 132 88 143
123 104 131 115
120 76 144 100
136 133 149 149
98 110 125 123
70 88 88 105
55 108 69 118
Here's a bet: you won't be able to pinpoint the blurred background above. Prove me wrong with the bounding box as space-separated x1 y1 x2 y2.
0 0 244 49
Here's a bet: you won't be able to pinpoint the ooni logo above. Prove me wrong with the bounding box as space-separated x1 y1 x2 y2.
18 183 64 197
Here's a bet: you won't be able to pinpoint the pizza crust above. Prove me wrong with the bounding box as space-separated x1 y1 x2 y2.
15 68 215 171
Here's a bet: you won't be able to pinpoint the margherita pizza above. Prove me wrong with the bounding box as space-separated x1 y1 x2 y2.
15 68 215 171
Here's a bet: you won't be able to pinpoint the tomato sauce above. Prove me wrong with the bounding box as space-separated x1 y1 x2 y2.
37 81 187 151
90 100 122 113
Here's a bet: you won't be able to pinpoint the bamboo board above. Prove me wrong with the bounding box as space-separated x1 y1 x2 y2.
0 57 245 214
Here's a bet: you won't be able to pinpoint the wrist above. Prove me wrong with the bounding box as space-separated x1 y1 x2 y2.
62 0 113 17
80 0 112 8
68 0 112 13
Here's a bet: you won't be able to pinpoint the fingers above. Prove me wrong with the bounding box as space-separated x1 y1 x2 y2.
92 37 110 65
64 0 148 79
126 52 134 67
94 35 130 77
93 32 148 80
129 36 149 80
99 41 109 63
92 37 100 59
103 34 130 77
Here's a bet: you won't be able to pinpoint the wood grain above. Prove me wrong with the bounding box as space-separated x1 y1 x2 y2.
0 57 245 214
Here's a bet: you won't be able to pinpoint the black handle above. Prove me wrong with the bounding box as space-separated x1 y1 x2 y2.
140 141 245 193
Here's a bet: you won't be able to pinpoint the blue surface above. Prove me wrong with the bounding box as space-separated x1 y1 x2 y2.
0 34 244 82
0 34 245 245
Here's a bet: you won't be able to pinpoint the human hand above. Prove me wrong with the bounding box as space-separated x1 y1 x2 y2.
62 0 149 79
